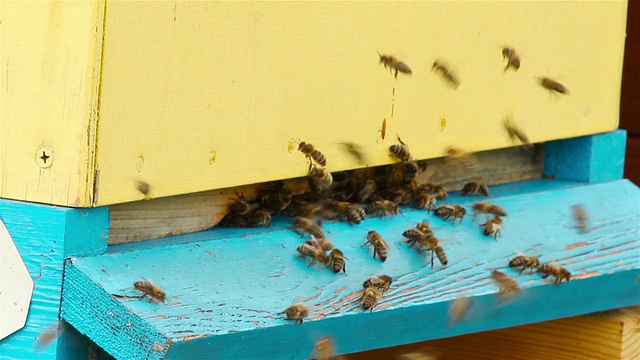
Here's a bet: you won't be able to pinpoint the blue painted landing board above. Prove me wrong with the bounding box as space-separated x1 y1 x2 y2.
62 179 640 360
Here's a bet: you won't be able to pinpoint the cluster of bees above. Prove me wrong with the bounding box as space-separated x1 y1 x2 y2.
121 49 583 360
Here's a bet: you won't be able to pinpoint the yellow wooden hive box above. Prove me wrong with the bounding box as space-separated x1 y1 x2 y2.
0 0 628 207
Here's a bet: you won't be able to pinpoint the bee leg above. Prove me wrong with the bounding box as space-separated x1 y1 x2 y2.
394 69 398 79
430 251 435 268
373 248 378 260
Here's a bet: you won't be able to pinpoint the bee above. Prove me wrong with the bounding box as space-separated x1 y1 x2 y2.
321 199 366 225
260 181 293 214
538 263 571 284
503 117 533 151
229 192 253 216
416 183 448 200
473 202 507 217
367 200 400 217
357 179 377 203
136 180 151 198
337 142 367 165
293 217 325 239
481 216 503 240
420 236 448 268
402 160 420 183
402 227 432 248
462 182 490 197
363 275 393 294
345 205 366 225
361 286 381 311
378 52 412 78
509 255 540 274
284 199 322 218
305 235 335 252
432 60 460 88
385 186 415 206
329 249 347 274
502 47 521 71
298 141 327 169
282 303 309 324
35 320 66 351
246 208 272 227
434 205 466 224
572 205 589 233
448 296 472 327
297 243 331 267
364 230 390 261
307 336 337 360
390 144 412 162
413 192 437 211
446 147 478 170
490 270 521 301
308 165 333 191
134 280 166 303
538 77 568 94
416 221 433 234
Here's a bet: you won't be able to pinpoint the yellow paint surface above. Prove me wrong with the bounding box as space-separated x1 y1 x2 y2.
0 1 104 206
1 1 629 206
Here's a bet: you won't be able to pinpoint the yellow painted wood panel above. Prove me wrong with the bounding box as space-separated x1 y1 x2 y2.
94 1 627 205
0 1 103 206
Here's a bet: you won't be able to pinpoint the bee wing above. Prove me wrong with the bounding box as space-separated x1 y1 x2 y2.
291 296 304 306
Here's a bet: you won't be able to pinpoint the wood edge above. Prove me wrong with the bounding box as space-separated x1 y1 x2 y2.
107 145 544 245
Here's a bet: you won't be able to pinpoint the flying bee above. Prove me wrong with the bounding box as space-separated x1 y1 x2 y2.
538 263 571 284
134 280 166 303
364 230 390 261
308 165 333 191
281 302 309 324
378 52 412 79
448 295 472 327
420 236 448 268
445 147 477 170
293 217 326 239
367 200 400 217
337 141 367 165
363 275 393 294
502 47 521 71
307 336 337 360
572 205 589 233
413 192 437 211
490 270 521 301
473 202 508 217
538 77 568 94
306 235 335 252
503 117 533 152
509 254 540 274
357 179 377 203
298 141 327 170
297 243 331 267
432 60 460 88
481 216 503 240
246 208 272 227
361 286 381 311
329 248 347 274
434 205 466 224
462 182 490 197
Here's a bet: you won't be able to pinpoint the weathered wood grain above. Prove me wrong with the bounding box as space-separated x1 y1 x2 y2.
62 179 640 359
347 307 640 360
107 145 544 245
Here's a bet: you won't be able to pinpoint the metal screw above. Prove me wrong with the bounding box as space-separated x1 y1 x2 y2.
35 147 54 168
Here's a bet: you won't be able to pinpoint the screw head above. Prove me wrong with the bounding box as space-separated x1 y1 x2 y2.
35 147 54 168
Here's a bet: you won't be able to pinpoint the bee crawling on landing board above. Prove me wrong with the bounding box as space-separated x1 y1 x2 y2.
367 200 400 217
134 280 166 303
297 242 331 268
509 254 540 274
329 248 347 274
434 205 466 224
481 216 503 240
363 275 393 294
462 182 490 197
361 286 381 311
281 300 310 324
473 202 507 217
292 216 326 239
538 263 571 284
363 230 390 262
378 52 412 79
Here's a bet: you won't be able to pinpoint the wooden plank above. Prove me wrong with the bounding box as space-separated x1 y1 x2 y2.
107 145 544 245
93 1 627 205
346 307 640 360
0 199 109 359
0 1 104 206
61 179 640 360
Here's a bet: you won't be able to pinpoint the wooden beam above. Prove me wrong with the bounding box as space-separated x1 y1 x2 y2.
346 307 640 360
107 145 543 245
